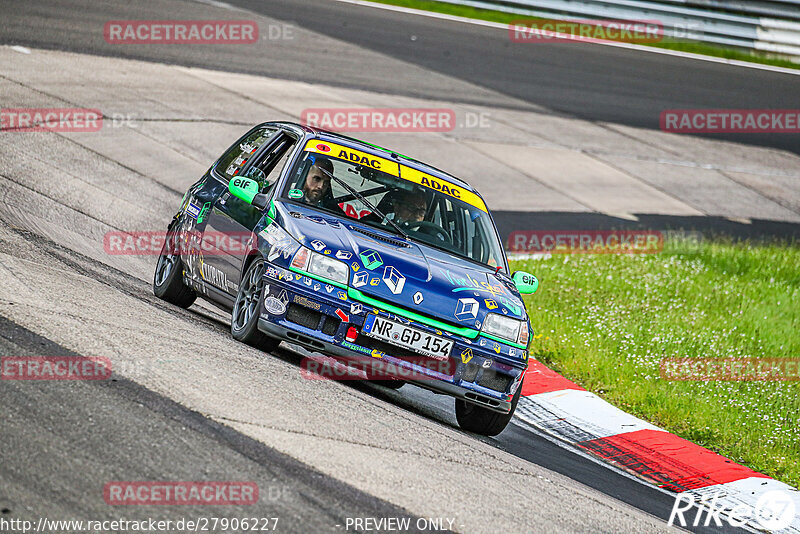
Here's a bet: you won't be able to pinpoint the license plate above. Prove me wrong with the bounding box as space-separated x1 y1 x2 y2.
362 315 453 361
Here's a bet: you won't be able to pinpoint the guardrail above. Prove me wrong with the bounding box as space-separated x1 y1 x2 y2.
435 0 800 60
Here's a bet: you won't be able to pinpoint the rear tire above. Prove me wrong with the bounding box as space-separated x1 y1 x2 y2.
231 258 280 352
153 228 196 308
455 385 521 437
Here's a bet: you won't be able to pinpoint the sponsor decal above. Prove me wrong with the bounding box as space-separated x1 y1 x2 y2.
337 291 348 301
335 309 349 322
303 140 399 175
460 348 474 364
200 261 228 291
287 188 303 199
382 266 406 295
350 303 363 315
264 295 286 315
484 299 498 310
302 140 486 211
292 295 320 311
370 277 380 286
185 202 201 219
335 250 352 260
441 268 510 298
412 291 424 305
311 239 325 251
454 298 479 321
359 249 383 270
399 167 488 213
325 284 334 293
196 202 211 224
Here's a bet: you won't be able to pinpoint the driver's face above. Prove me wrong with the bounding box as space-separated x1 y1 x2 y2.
303 165 331 204
395 198 427 224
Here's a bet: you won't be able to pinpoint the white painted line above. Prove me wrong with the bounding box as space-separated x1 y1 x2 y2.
9 46 31 54
332 0 800 76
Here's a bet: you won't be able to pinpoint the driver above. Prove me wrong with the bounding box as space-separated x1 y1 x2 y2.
301 158 334 205
392 190 427 226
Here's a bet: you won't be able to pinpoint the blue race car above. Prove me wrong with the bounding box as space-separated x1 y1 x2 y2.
154 121 538 436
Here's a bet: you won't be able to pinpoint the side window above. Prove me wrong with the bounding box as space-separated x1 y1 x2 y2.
215 127 278 180
244 135 297 193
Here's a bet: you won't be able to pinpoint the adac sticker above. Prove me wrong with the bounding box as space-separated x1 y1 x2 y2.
399 166 487 213
303 140 400 176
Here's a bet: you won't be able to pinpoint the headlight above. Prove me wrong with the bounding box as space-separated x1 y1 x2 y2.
482 313 528 346
291 247 349 285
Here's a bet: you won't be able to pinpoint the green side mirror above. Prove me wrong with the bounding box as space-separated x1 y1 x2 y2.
512 271 539 294
229 177 269 210
229 177 259 204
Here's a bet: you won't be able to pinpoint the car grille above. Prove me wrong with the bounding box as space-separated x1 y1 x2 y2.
477 368 513 393
285 303 341 336
286 303 321 329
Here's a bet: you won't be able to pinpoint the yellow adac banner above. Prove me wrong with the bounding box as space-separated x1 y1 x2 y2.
303 139 488 213
304 140 400 177
399 166 488 213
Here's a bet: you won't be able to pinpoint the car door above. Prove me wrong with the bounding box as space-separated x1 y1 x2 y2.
204 129 297 302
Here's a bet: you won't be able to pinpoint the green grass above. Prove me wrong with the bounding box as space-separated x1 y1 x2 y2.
511 239 800 488
371 0 800 70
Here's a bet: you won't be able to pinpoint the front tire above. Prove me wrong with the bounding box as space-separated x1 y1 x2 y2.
455 385 521 437
231 258 280 352
153 228 196 308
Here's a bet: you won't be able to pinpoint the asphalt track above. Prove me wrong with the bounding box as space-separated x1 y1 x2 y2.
1 0 798 153
0 0 795 532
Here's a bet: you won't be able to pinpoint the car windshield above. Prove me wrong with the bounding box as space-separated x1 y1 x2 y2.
280 144 505 270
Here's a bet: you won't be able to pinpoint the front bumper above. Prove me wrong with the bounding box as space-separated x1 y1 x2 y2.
258 266 528 414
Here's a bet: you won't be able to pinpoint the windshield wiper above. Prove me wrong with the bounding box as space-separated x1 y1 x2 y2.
318 167 409 240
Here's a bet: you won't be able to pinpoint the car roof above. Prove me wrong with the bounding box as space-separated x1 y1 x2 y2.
272 121 478 194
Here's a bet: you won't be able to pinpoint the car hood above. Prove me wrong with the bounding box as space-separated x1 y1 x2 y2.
273 202 526 329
